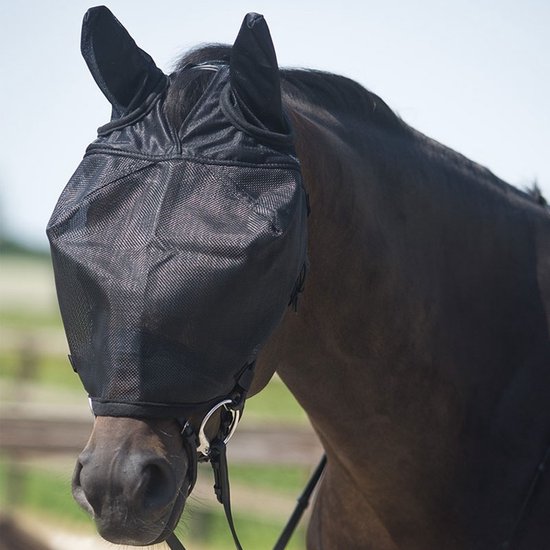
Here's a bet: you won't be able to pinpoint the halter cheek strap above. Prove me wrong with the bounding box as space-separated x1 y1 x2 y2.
168 427 327 550
166 363 327 550
167 396 245 550
181 423 199 495
211 438 243 550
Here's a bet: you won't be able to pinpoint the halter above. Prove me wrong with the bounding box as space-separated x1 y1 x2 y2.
171 394 245 550
195 399 241 457
166 389 326 550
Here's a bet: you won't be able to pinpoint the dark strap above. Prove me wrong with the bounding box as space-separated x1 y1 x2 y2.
165 451 326 550
210 439 244 550
273 454 327 550
502 444 550 549
167 532 186 550
165 425 199 550
168 382 325 550
181 423 199 495
164 440 243 550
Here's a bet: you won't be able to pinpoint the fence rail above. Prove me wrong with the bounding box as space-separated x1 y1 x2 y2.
0 409 322 465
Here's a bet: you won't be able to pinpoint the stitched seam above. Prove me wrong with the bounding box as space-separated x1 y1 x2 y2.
84 146 301 172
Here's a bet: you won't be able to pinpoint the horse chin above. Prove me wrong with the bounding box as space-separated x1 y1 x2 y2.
86 479 188 546
71 467 188 546
71 416 190 546
94 497 185 546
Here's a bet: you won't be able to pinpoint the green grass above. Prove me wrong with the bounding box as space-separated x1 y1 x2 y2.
0 460 90 526
245 378 308 424
0 242 50 261
0 351 83 392
0 308 62 329
181 510 306 549
228 463 310 494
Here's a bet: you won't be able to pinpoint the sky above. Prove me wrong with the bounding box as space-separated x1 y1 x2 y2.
1 0 548 249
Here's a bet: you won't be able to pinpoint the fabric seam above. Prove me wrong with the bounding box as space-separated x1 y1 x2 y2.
84 145 301 172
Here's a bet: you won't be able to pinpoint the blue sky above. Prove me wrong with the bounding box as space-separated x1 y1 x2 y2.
1 0 548 248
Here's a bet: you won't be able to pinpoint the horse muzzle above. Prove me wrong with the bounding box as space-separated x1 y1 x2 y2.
72 416 189 545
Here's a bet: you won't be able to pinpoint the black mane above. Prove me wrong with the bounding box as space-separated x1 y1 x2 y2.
164 44 231 130
165 44 404 132
165 45 546 209
526 182 548 206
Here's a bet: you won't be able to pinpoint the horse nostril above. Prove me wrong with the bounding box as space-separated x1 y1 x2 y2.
72 460 95 516
138 461 176 511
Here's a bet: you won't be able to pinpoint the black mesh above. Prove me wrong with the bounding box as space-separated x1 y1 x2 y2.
47 67 307 417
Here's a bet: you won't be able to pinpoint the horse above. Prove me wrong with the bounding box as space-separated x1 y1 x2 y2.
47 7 550 550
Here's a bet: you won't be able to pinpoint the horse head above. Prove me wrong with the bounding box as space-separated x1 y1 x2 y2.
47 7 308 545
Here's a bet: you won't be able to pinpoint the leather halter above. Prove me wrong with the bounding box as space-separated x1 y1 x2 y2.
166 390 326 550
168 394 246 550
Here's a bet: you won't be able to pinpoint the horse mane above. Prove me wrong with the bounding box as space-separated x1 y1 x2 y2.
164 44 231 129
526 182 548 206
165 44 405 133
280 69 405 132
165 44 546 209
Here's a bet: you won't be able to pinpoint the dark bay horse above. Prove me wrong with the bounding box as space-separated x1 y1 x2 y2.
51 8 550 550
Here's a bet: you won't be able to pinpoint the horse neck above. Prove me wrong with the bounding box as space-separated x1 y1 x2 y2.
258 97 550 546
273 99 550 440
270 103 424 452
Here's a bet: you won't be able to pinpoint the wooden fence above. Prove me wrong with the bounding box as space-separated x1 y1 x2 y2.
0 408 322 465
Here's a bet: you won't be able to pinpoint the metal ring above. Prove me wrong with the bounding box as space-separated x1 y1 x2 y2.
197 399 241 457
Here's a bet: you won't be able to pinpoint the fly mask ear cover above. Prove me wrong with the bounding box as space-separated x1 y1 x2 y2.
47 8 308 418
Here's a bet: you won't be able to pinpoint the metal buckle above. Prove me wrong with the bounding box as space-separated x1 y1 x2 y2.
197 399 241 458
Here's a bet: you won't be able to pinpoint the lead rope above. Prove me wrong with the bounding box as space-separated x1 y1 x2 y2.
167 533 186 550
166 451 327 550
501 443 550 549
273 454 327 550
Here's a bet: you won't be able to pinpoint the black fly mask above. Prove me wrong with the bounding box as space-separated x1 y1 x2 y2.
47 7 308 419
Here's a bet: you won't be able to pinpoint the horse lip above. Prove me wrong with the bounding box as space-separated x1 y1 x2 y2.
96 470 190 546
147 445 194 543
71 461 95 517
148 475 190 545
73 418 194 546
92 497 176 546
96 519 159 546
72 458 190 546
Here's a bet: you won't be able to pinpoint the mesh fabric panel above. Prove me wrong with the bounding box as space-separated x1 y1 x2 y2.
48 68 307 416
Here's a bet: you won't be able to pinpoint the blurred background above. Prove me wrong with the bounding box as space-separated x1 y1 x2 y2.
1 0 548 548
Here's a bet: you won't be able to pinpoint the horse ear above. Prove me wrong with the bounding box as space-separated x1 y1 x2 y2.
81 6 165 117
230 13 286 133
